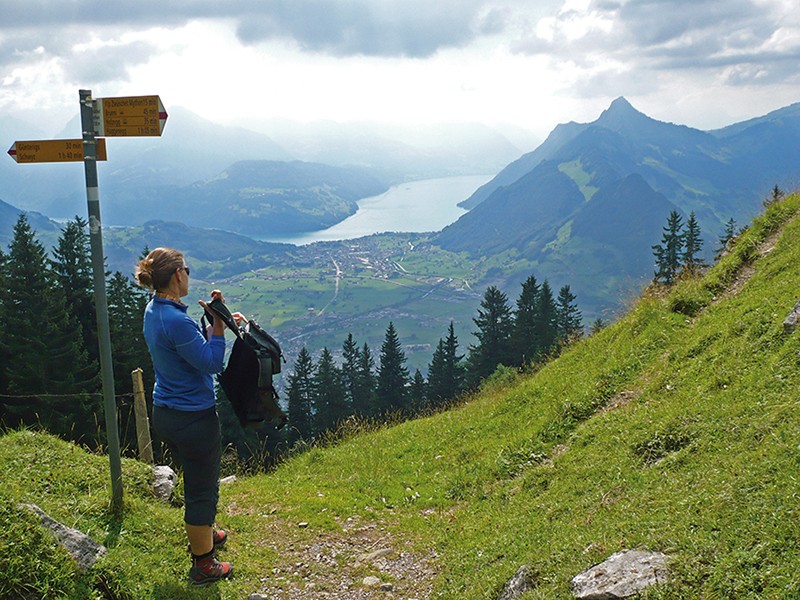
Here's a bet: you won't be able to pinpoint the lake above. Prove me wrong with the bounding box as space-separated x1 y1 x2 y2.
258 174 493 245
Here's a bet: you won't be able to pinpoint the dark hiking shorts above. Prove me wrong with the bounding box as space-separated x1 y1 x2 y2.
152 405 221 526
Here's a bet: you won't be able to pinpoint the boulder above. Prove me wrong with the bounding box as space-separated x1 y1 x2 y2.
20 503 106 572
497 565 537 599
784 300 800 332
571 550 669 599
152 465 176 501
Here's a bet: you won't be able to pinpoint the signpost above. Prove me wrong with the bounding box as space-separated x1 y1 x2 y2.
7 90 168 514
93 95 167 137
8 138 107 163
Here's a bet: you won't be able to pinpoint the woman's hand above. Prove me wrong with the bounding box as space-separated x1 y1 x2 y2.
199 290 226 336
232 312 248 326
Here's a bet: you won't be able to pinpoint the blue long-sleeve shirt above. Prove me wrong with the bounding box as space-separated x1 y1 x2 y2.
144 296 225 411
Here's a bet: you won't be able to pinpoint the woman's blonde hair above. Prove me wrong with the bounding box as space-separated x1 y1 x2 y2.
135 247 184 291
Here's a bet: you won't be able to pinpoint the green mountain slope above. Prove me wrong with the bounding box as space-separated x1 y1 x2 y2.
4 193 800 598
438 98 800 319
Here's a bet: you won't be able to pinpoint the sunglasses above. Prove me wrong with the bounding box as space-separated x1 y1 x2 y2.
179 265 191 276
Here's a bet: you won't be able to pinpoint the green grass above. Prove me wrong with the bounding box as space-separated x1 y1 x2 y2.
4 193 800 598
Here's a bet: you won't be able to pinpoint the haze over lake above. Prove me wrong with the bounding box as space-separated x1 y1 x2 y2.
258 174 493 245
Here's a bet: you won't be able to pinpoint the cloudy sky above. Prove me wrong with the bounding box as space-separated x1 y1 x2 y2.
1 0 799 139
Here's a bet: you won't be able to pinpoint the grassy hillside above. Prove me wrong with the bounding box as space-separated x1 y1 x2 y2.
3 192 800 598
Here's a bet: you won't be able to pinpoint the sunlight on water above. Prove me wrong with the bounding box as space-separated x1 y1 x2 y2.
258 174 493 245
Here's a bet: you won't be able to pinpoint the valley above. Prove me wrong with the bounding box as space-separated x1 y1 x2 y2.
191 233 489 372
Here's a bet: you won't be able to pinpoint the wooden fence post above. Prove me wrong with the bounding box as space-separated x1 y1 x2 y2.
131 368 153 465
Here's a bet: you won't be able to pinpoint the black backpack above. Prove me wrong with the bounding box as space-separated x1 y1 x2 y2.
203 299 288 429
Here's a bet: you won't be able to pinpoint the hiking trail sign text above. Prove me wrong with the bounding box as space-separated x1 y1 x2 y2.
8 138 108 163
93 95 168 137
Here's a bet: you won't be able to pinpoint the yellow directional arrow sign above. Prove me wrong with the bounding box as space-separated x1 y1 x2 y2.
7 138 108 163
93 95 168 137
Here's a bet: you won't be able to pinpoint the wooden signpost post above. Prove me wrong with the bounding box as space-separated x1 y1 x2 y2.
7 90 168 513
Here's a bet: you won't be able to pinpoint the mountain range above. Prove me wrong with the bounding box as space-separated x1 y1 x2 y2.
0 108 527 224
435 97 800 315
2 97 800 324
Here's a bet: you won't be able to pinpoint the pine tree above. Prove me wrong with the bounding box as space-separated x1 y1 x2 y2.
715 218 738 260
427 339 447 407
467 286 514 387
512 275 541 367
107 271 153 451
341 333 360 410
589 318 606 335
534 280 559 358
286 347 315 444
682 211 705 275
409 369 427 412
352 342 376 417
107 271 152 392
555 285 582 344
313 347 347 435
2 214 99 441
763 184 784 208
652 210 684 284
427 322 465 408
0 248 11 402
50 216 97 362
376 322 409 414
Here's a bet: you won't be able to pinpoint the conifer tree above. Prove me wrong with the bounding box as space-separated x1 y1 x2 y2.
106 270 153 450
2 214 99 441
652 210 684 284
409 369 427 412
467 286 514 387
313 347 347 434
50 216 97 362
682 211 705 275
715 218 738 260
352 342 376 416
555 285 583 344
0 248 11 405
534 280 559 358
763 184 784 208
341 333 360 409
376 322 409 414
286 347 315 444
427 339 447 406
512 275 541 366
589 318 606 335
107 272 152 389
427 322 465 407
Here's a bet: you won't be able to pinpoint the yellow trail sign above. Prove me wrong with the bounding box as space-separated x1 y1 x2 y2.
93 95 168 137
7 138 108 163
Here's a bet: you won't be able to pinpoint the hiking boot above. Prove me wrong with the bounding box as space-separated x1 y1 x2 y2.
212 528 227 548
188 548 233 586
187 529 227 553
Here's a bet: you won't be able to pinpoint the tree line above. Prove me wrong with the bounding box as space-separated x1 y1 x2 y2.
0 214 153 450
0 214 585 467
278 276 583 449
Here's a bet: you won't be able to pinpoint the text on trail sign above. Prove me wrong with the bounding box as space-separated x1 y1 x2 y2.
93 95 168 137
7 138 108 163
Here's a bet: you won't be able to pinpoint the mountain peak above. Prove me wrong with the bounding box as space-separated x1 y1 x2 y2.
598 96 649 124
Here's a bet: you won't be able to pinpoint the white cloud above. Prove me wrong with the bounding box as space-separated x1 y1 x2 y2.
0 0 798 138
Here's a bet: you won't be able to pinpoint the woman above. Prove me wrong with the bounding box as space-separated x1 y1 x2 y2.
135 247 241 586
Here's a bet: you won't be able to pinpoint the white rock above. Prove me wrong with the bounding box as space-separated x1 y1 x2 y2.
152 465 176 501
572 550 669 599
19 504 106 572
